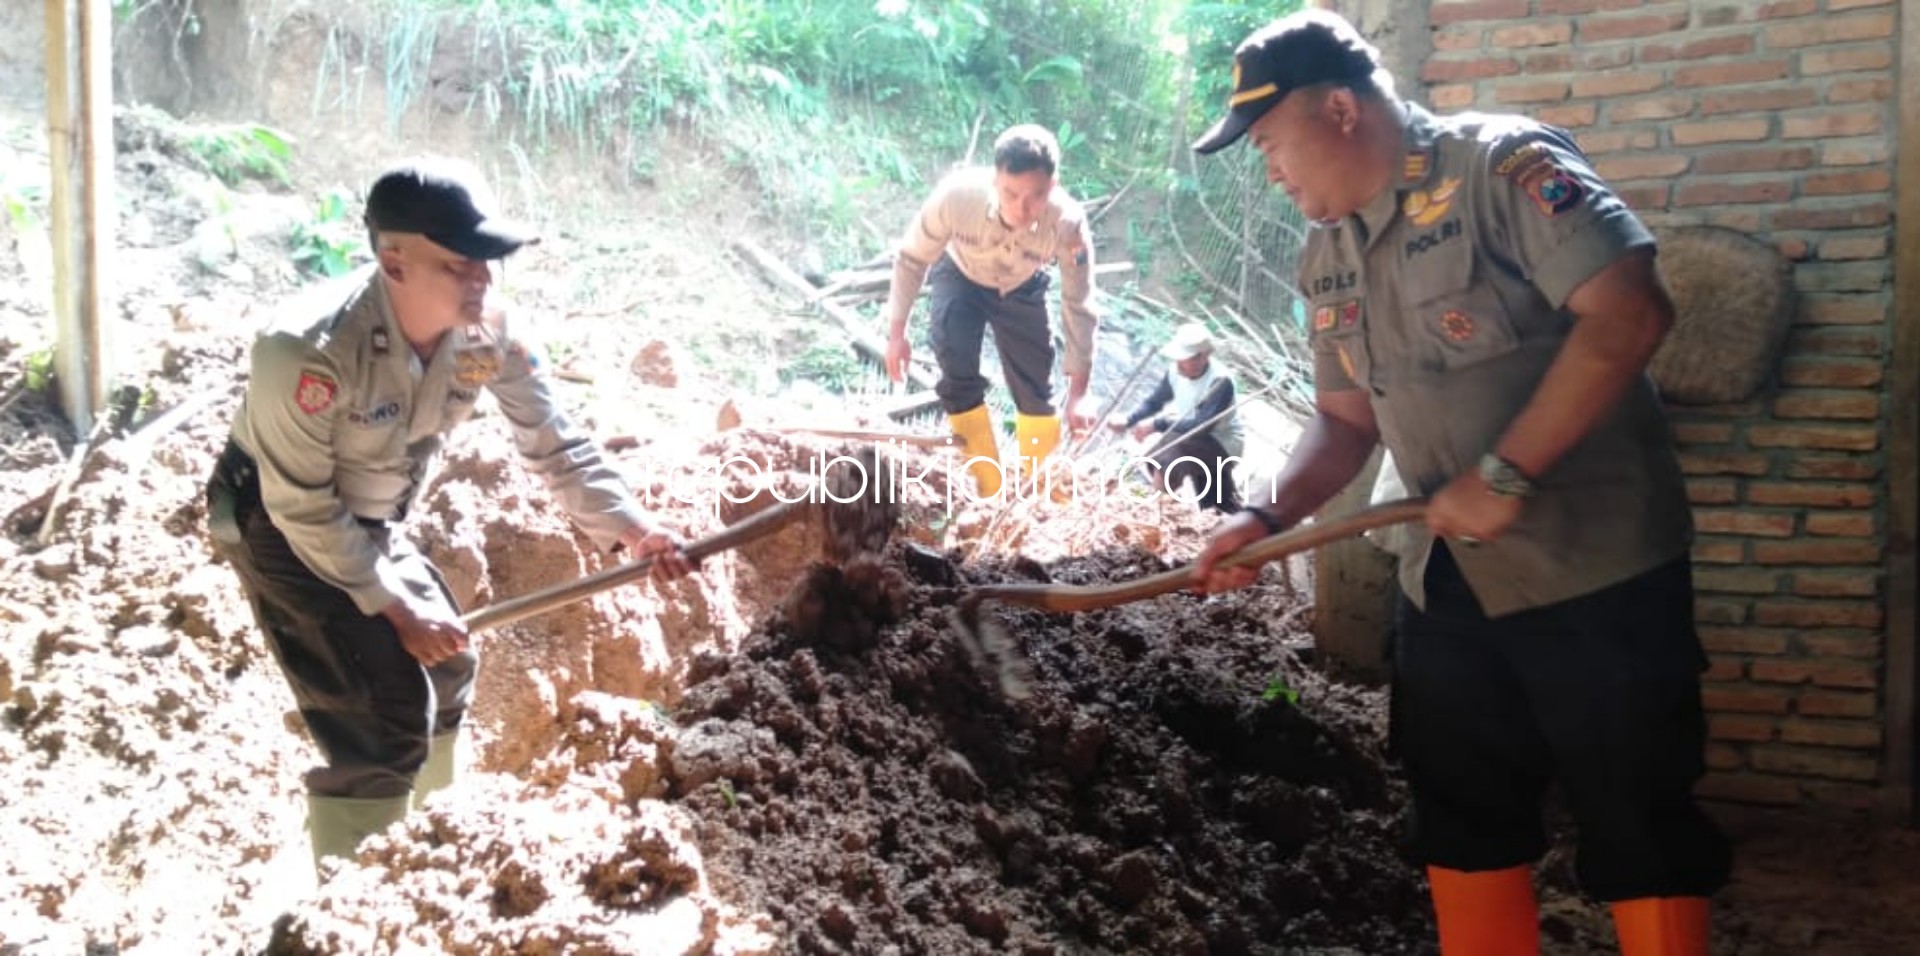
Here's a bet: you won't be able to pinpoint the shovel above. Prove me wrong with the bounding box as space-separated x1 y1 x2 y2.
950 497 1430 698
463 447 901 633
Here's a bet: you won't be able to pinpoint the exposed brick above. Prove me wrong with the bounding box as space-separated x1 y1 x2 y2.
1775 237 1812 261
1787 328 1885 357
1778 719 1882 749
1699 626 1791 655
1764 12 1896 48
1749 745 1877 782
1753 539 1882 565
1700 88 1818 115
1431 84 1477 109
1703 211 1765 233
1819 236 1889 261
1747 482 1875 508
1572 71 1667 98
1793 570 1881 598
1694 146 1814 174
1581 11 1690 41
1693 538 1747 564
1672 118 1771 145
1800 46 1894 75
1672 421 1736 444
1770 392 1880 421
1608 94 1695 121
1803 511 1877 537
1798 691 1877 719
1694 510 1794 537
1614 184 1671 210
1778 359 1882 389
1594 154 1690 181
1797 633 1883 659
1696 772 1803 806
1695 569 1784 596
1525 48 1637 73
1705 657 1746 682
1704 742 1745 771
1711 715 1778 742
1704 684 1794 713
1678 453 1771 476
1423 56 1522 82
1828 78 1894 104
1541 0 1647 11
1674 59 1792 87
1673 180 1792 206
1785 455 1880 481
1751 600 1882 629
1495 80 1571 104
1822 140 1892 166
1431 0 1533 26
1749 660 1877 689
1800 296 1891 325
1576 128 1659 153
1747 425 1878 452
1491 22 1574 47
1756 0 1819 16
1803 170 1893 196
1434 25 1486 52
1782 112 1883 139
1696 597 1750 624
1795 261 1892 293
1534 103 1599 128
1829 0 1894 7
1687 479 1739 505
1771 203 1890 230
1639 34 1755 62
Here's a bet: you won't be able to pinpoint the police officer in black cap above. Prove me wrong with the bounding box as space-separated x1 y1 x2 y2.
206 155 694 872
1188 10 1729 955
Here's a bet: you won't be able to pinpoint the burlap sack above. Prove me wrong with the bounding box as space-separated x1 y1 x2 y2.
1648 225 1796 405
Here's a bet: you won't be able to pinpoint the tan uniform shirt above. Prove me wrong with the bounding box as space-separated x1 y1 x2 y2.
230 267 648 616
1301 104 1691 616
888 166 1099 376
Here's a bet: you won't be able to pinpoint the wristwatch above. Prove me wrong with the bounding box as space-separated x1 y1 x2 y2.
1478 453 1536 499
1242 505 1289 536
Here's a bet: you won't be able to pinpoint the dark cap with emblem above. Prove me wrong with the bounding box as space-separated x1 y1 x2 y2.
1192 9 1382 155
363 155 537 260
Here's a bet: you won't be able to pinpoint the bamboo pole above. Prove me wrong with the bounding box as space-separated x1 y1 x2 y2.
44 0 115 433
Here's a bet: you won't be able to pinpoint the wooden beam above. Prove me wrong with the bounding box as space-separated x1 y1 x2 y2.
43 0 114 433
729 239 942 393
1887 0 1920 822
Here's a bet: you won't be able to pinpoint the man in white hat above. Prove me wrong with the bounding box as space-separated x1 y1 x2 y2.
1110 322 1244 513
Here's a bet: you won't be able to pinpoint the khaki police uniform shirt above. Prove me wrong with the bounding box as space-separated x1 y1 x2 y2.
230 267 649 617
887 166 1099 377
1300 104 1692 616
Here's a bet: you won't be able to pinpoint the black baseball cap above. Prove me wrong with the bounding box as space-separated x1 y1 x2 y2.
1192 10 1381 155
363 156 537 260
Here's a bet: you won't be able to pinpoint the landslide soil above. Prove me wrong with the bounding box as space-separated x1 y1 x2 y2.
3 79 1920 956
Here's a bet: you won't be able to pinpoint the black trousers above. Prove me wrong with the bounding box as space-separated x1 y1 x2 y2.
1392 544 1732 901
207 444 475 799
1147 431 1240 513
926 255 1056 416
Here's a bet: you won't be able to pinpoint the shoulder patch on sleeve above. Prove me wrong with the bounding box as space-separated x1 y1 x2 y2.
294 371 337 414
1515 161 1584 217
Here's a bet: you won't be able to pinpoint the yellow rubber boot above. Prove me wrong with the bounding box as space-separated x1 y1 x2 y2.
308 793 410 873
412 732 459 809
1014 412 1064 498
948 404 1003 498
1428 865 1540 956
1610 897 1709 956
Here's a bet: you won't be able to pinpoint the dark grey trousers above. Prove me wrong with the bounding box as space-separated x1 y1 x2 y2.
207 444 474 799
926 255 1057 416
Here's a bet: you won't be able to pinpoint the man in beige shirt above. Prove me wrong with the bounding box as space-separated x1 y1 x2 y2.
1190 11 1727 955
207 156 693 871
883 124 1099 498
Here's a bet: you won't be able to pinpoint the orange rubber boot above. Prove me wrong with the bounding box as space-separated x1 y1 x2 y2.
1610 897 1709 956
1428 865 1540 956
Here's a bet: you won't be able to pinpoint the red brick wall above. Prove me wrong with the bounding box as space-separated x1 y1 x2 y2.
1422 0 1899 810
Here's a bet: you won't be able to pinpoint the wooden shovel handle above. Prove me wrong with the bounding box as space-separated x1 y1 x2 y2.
461 498 809 633
967 498 1429 615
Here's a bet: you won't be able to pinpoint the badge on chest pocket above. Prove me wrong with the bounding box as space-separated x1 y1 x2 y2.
455 348 502 388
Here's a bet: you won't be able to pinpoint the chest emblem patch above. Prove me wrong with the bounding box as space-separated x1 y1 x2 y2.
1402 176 1462 227
1313 300 1363 332
455 349 503 388
1314 305 1337 331
1440 310 1477 342
294 372 337 415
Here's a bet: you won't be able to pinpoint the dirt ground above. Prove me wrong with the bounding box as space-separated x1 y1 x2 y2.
4 71 1920 956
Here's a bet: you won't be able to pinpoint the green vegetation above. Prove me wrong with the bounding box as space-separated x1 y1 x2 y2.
183 123 294 187
290 189 369 278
